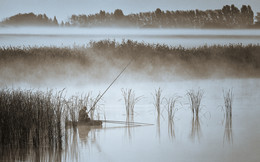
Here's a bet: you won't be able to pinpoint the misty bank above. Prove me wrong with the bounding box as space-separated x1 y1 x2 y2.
0 40 260 86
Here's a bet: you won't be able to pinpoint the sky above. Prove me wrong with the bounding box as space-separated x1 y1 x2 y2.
0 0 260 22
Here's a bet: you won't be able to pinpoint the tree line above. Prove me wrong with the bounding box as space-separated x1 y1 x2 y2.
1 12 58 26
68 5 256 28
1 4 260 28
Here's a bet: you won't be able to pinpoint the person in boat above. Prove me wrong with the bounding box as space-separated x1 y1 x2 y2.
78 106 90 122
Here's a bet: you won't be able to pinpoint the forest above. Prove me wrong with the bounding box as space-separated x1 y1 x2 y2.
0 4 260 28
1 13 58 26
69 5 257 28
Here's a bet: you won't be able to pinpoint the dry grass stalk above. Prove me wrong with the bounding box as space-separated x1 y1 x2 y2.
187 89 204 117
165 97 179 138
121 88 141 117
153 88 162 117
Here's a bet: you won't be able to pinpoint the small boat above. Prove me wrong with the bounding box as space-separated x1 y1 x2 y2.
78 120 102 126
66 120 102 127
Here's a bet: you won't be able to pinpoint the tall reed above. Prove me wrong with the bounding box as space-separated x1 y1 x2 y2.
187 89 204 117
153 88 162 117
187 89 203 140
0 88 99 150
165 97 179 138
223 89 233 118
152 88 163 139
165 97 178 121
88 93 102 120
0 88 64 149
121 89 141 117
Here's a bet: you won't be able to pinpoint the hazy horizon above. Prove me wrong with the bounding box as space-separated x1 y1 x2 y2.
0 0 260 22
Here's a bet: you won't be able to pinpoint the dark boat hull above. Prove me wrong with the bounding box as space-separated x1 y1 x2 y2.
66 120 102 127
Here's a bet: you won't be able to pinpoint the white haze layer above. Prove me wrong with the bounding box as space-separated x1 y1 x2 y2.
0 27 260 47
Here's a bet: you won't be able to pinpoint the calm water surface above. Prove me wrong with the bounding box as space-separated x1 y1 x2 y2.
1 79 260 162
0 28 260 161
0 27 260 47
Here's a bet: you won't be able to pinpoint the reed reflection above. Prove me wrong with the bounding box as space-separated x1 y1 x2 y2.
168 119 175 139
0 145 63 162
187 89 203 140
223 89 233 144
64 128 79 161
153 88 162 139
156 114 161 139
165 97 179 139
190 115 201 140
125 114 134 140
122 88 141 140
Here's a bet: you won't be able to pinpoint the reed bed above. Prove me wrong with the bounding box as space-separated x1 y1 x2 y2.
0 88 64 149
187 89 204 117
1 41 260 82
0 88 98 150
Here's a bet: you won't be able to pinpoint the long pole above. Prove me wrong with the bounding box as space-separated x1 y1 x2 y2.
88 58 134 113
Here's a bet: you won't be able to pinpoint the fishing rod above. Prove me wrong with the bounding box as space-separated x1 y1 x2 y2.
100 120 154 126
87 57 134 113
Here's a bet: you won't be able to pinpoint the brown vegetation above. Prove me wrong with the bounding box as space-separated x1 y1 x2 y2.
0 88 99 150
1 40 260 86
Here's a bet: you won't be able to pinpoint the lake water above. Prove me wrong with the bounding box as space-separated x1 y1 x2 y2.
0 27 260 47
0 28 260 162
1 79 260 162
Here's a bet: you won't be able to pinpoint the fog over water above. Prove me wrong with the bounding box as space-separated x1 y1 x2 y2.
1 1 260 161
1 0 260 22
1 27 260 162
1 27 260 47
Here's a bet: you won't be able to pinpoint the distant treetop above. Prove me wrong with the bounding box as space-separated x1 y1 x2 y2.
1 5 259 28
1 13 59 26
67 5 256 28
